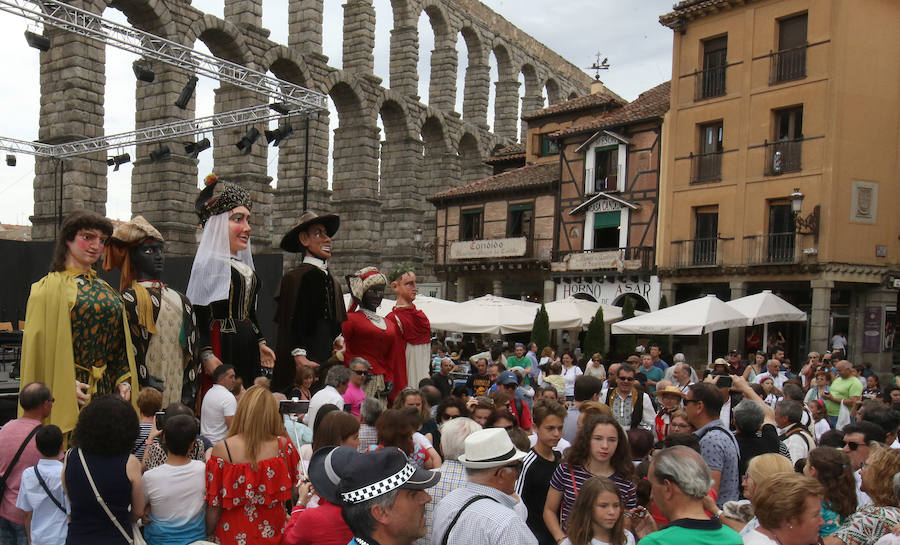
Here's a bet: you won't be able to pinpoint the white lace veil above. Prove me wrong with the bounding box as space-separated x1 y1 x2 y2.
186 211 255 306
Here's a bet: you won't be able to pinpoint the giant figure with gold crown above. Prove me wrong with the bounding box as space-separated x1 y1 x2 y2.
103 216 199 408
19 210 140 435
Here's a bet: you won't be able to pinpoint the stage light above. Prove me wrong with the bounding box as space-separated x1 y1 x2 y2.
106 153 131 171
235 128 259 155
132 61 155 83
185 137 210 159
5 155 15 167
265 124 293 147
174 76 198 109
149 145 170 162
269 102 291 115
24 30 50 52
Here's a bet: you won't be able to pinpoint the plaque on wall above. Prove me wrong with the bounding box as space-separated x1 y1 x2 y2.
563 250 624 271
850 181 878 224
449 237 527 259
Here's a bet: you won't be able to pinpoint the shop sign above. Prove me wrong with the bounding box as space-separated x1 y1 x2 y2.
556 276 662 312
449 237 527 259
417 282 443 299
564 250 624 271
587 199 624 213
863 306 882 353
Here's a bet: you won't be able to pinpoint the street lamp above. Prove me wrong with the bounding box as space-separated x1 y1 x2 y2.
789 187 819 243
414 227 423 245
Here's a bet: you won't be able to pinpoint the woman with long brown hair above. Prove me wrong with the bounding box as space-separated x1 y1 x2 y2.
205 386 299 544
561 476 634 545
805 447 857 536
544 414 636 544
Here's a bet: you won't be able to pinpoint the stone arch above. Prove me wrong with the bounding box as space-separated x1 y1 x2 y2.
568 91 579 100
262 46 314 89
390 0 415 25
374 90 416 140
519 63 543 141
326 72 370 127
458 25 489 125
545 77 562 105
458 131 487 186
104 0 175 40
492 42 519 141
185 15 252 65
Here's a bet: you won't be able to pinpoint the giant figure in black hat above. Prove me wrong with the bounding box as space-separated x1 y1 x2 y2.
102 216 199 408
186 174 275 395
273 211 347 393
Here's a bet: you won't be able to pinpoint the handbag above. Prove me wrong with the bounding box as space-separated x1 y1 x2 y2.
836 400 851 430
76 448 146 545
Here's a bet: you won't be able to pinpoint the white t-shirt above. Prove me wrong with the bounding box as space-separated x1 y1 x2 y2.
832 334 847 350
563 365 583 397
201 384 237 444
142 460 206 523
560 531 635 545
742 529 778 545
814 418 831 441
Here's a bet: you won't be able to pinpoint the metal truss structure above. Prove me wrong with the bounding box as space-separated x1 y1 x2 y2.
0 105 306 158
0 0 329 160
0 0 328 112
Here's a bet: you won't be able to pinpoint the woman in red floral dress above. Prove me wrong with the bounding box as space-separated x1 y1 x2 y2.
206 385 300 544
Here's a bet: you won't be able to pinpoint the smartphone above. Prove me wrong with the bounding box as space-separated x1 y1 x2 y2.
343 403 352 413
716 376 733 389
278 399 310 415
154 411 165 430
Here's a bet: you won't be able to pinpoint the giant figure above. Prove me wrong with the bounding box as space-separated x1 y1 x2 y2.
342 267 406 401
186 175 275 391
103 216 199 407
20 210 140 435
273 211 347 393
387 265 431 389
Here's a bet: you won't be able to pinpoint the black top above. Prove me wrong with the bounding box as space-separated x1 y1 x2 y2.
65 451 132 545
736 423 781 480
432 373 453 398
515 448 561 545
467 373 491 397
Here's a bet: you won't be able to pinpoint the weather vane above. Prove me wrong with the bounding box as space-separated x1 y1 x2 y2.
586 51 610 80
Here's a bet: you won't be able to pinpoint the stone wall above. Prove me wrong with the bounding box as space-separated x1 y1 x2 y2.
30 0 592 279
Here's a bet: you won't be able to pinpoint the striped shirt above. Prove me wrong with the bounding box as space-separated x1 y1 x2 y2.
549 463 637 528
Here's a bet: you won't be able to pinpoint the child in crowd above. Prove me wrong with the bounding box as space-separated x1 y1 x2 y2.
16 425 67 545
561 476 636 545
542 361 566 397
760 377 782 408
807 399 831 441
141 415 207 545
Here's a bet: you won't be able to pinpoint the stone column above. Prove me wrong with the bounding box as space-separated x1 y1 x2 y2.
429 40 457 112
494 80 520 142
492 279 503 297
456 276 468 302
729 280 747 353
331 125 381 277
660 279 677 307
225 0 263 31
342 0 375 75
543 279 555 303
380 136 426 272
273 113 331 265
31 21 107 240
389 24 418 98
289 0 323 54
463 63 490 128
810 279 833 355
131 66 200 257
213 84 274 249
520 94 544 142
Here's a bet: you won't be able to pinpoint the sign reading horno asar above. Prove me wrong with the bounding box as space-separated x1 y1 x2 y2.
450 237 527 259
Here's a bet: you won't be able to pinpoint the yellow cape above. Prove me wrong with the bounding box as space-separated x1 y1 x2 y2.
19 269 140 435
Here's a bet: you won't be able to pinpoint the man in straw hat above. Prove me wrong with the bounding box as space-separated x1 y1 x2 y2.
432 427 537 545
103 216 199 407
274 211 347 393
339 447 440 545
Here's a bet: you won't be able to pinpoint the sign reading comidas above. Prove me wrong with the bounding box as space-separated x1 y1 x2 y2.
450 237 527 259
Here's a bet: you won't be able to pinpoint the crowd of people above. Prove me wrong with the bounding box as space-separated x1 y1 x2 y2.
2 338 900 545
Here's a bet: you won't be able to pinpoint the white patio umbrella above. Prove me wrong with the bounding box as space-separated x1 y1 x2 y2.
611 294 750 362
342 294 462 325
726 289 807 350
544 298 627 330
453 295 541 334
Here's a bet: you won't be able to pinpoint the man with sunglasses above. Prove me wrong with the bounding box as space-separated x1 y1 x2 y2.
601 365 655 431
432 428 537 545
841 420 886 507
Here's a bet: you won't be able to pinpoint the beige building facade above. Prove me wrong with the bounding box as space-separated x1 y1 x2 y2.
658 0 900 369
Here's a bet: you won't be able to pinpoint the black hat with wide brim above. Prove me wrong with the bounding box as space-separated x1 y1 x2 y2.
309 445 359 505
280 211 340 253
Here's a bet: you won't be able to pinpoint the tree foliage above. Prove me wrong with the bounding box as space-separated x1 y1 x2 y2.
583 304 606 358
530 303 551 353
